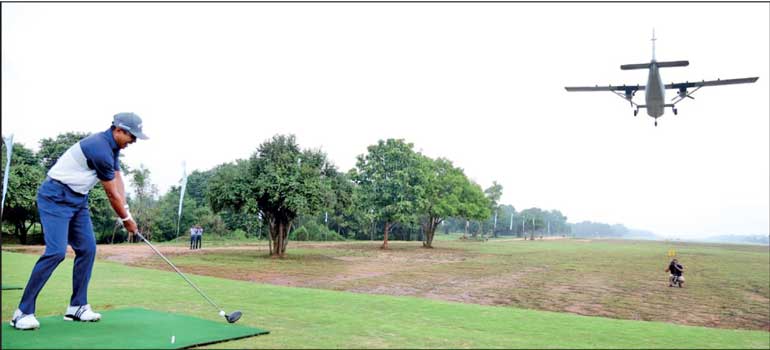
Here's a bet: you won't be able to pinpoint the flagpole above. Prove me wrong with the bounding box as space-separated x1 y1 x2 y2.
175 161 187 241
1 134 14 221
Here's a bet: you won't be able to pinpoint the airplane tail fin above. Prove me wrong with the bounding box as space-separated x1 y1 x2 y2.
621 30 690 70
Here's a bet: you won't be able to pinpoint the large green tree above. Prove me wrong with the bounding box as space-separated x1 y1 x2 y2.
128 164 159 241
185 170 214 207
1 141 45 243
352 139 424 249
317 167 356 238
151 185 198 242
484 181 503 237
208 135 330 257
459 180 492 238
417 157 475 248
2 140 39 166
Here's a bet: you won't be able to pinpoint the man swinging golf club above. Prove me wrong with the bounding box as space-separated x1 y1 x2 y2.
10 113 148 330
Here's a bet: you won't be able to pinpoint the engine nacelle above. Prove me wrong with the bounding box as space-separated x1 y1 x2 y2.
678 88 689 98
624 88 636 101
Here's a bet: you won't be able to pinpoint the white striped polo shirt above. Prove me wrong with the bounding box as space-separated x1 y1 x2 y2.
47 128 121 194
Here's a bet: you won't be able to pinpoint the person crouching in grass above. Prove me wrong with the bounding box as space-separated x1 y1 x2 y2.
665 258 685 288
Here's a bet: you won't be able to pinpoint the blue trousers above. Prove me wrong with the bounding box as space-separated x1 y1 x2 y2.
18 178 96 314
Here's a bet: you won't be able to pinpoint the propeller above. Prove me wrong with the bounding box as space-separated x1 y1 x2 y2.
624 87 637 106
672 88 695 101
672 94 695 101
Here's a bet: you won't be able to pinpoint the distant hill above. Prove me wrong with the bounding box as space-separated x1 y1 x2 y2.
701 234 769 245
568 223 769 246
623 228 659 240
570 221 659 240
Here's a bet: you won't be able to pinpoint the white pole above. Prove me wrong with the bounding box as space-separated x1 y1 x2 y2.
175 161 188 240
1 134 13 220
509 212 513 231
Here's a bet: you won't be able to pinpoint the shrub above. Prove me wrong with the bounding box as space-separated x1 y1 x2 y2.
289 221 345 241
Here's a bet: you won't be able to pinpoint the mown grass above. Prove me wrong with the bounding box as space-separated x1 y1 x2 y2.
119 237 770 331
2 251 768 349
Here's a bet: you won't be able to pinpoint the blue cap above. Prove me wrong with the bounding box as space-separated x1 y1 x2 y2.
112 112 148 140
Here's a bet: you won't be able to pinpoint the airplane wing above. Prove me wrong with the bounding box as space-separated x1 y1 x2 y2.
565 84 645 92
665 77 758 90
665 77 758 104
565 84 646 107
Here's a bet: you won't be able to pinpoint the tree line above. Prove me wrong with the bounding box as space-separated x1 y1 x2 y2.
2 132 606 257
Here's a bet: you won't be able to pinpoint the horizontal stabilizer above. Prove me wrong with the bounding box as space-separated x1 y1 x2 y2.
656 60 689 68
620 60 690 70
620 63 650 70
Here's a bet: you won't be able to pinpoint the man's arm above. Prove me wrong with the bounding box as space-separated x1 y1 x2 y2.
101 176 138 234
114 170 127 201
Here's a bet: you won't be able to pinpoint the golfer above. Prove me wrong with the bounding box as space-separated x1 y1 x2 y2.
10 113 148 330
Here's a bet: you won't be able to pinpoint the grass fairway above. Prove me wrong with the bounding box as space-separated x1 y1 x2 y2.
114 236 770 331
2 251 768 349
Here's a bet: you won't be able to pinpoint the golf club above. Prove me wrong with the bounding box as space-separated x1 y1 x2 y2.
134 231 242 323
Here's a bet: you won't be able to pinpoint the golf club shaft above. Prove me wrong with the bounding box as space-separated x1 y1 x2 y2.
134 231 223 312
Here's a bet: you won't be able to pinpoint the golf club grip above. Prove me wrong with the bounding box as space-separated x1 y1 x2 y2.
134 231 223 311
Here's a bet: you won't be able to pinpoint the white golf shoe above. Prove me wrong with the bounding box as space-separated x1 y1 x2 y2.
10 309 40 330
64 304 101 322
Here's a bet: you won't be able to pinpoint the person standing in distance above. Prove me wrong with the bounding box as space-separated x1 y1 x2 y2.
190 225 197 250
196 225 204 249
10 113 148 330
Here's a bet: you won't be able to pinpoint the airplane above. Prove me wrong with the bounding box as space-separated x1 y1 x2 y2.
565 30 759 126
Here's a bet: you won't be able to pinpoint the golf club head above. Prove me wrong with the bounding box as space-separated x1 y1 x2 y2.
226 311 242 323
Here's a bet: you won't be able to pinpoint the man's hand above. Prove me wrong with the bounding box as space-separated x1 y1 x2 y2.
123 218 138 234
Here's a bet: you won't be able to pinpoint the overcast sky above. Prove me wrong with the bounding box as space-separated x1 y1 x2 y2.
2 3 768 238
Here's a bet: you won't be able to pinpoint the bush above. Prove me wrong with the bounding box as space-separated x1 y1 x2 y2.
289 221 345 241
228 229 248 240
289 226 307 241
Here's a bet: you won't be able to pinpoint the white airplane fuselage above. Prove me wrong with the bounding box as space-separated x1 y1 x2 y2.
645 61 666 118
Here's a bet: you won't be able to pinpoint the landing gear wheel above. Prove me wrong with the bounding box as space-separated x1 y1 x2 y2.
655 120 658 127
673 108 678 116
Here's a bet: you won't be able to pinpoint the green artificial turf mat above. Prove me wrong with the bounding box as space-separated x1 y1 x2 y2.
2 307 268 349
1 285 23 290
